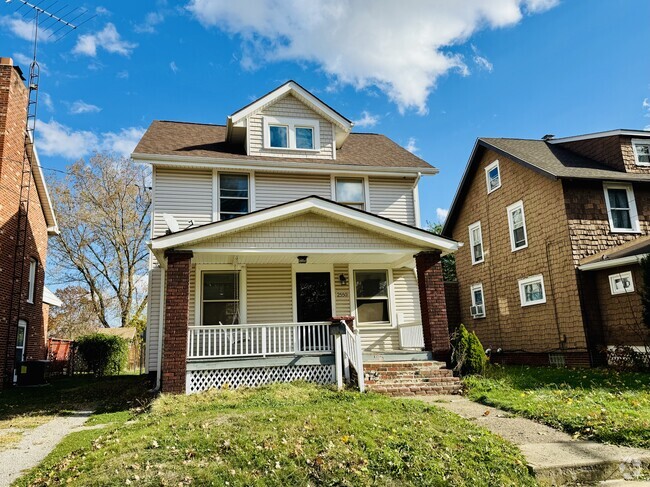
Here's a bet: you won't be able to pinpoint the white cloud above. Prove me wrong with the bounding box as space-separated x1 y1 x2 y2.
643 98 650 117
96 6 111 16
41 92 54 111
134 11 165 33
353 111 379 128
0 14 53 42
186 0 557 114
69 100 102 115
404 137 418 154
116 70 129 79
36 120 145 159
646 124 650 131
471 45 493 72
170 61 179 74
436 208 449 223
73 23 137 57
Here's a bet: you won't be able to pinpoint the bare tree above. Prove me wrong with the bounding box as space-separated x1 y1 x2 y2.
49 153 151 328
48 286 102 339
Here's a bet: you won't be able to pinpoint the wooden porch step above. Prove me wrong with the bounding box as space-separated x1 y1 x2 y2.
363 360 461 396
368 381 462 396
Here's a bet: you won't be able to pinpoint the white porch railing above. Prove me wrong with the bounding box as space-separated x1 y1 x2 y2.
187 322 332 359
340 322 365 392
398 321 425 349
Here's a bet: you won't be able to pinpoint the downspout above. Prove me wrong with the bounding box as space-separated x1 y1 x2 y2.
154 267 165 392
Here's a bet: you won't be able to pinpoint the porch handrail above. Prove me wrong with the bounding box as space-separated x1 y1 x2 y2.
341 321 365 392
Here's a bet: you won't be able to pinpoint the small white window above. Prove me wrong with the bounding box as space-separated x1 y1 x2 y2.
335 178 365 210
507 201 528 251
603 183 639 233
218 173 249 220
470 283 485 318
609 271 634 295
354 270 390 324
485 160 501 193
295 127 314 149
263 116 320 151
632 139 650 166
468 221 484 264
27 259 37 304
518 274 546 307
269 125 289 148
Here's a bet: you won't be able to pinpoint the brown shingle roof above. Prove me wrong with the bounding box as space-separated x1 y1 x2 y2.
579 235 650 266
132 120 434 170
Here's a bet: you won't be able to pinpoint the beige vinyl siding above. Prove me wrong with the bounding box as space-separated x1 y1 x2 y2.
255 172 331 210
360 329 400 351
393 267 422 325
146 267 162 371
333 264 351 316
153 167 213 238
368 177 416 225
246 265 293 323
248 94 334 159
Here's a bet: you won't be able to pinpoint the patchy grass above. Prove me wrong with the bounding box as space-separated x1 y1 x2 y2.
465 365 650 448
0 431 23 451
19 383 536 487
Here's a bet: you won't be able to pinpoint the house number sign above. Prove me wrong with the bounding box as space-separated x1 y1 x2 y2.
336 291 349 298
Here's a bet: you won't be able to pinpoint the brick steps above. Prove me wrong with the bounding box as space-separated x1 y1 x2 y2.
364 360 461 396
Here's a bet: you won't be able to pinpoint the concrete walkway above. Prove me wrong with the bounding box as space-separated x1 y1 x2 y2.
404 395 650 485
0 411 92 486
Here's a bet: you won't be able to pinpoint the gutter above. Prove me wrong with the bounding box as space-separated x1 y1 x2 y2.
577 254 647 271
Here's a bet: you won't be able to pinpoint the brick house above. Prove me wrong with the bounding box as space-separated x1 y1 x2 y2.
0 57 59 387
133 81 461 394
442 129 650 366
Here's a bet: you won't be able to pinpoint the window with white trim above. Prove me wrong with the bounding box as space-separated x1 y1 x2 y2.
485 160 501 193
507 201 528 251
354 270 390 324
202 271 240 326
632 139 650 166
470 283 485 318
264 116 320 151
518 274 546 307
603 183 639 233
335 178 365 210
27 259 37 304
609 271 634 295
219 173 249 220
468 221 484 264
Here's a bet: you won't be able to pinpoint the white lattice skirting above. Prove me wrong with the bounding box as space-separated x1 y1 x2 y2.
186 364 335 394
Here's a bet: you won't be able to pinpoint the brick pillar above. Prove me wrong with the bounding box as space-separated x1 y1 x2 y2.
161 250 192 394
415 251 451 361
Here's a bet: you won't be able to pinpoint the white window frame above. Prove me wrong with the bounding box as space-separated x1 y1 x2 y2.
470 283 486 318
213 170 253 222
603 182 640 233
518 274 546 307
608 271 635 295
507 200 528 252
468 221 484 265
263 116 321 151
27 259 37 304
349 264 396 329
631 138 650 167
331 175 369 211
194 264 247 326
14 319 27 381
485 160 501 194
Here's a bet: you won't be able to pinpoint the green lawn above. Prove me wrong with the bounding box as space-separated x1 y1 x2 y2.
17 382 536 486
465 365 650 448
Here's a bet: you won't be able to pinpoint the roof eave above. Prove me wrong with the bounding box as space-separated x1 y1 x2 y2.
549 129 650 144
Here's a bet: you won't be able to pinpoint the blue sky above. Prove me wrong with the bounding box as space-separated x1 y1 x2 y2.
2 0 649 225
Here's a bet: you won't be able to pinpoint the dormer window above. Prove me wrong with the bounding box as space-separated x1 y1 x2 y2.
632 139 650 166
263 116 320 151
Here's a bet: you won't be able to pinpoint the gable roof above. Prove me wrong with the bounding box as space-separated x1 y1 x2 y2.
442 136 650 235
548 129 650 144
132 121 436 173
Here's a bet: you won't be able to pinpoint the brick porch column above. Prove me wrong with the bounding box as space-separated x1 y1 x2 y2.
415 251 451 361
161 250 193 394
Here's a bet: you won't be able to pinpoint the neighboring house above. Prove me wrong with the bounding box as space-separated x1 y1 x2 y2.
443 129 650 366
0 57 59 387
133 81 460 394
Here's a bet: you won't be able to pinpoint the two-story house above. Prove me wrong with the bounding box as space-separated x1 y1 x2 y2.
443 129 650 366
133 81 460 394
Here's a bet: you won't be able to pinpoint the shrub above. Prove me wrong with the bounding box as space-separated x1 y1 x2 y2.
451 324 487 376
606 345 650 371
75 333 128 377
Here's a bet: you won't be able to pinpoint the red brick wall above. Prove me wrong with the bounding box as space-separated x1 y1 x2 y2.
415 251 450 361
0 58 50 387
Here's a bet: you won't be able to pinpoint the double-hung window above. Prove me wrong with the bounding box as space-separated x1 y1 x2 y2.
264 116 320 151
609 271 634 295
603 183 639 233
27 259 37 304
219 173 249 220
470 283 485 318
468 221 484 264
507 201 528 251
202 272 240 326
518 275 546 307
335 178 365 210
632 139 650 166
354 270 390 324
485 161 501 193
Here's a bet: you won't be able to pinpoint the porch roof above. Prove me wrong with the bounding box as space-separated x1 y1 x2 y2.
150 196 459 262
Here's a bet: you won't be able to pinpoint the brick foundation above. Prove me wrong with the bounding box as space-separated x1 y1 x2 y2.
161 250 192 394
415 251 451 361
491 351 591 367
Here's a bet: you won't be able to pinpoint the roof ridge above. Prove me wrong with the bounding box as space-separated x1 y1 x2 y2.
156 120 226 127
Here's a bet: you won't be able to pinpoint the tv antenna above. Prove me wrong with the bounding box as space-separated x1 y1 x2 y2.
3 0 93 386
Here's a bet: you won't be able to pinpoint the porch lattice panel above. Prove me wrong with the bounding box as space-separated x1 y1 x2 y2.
186 364 335 394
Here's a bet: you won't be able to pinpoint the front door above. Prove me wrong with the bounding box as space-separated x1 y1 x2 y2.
296 272 332 352
14 321 26 383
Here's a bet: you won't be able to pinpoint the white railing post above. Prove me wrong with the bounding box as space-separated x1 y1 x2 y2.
334 333 343 390
354 328 365 393
261 325 267 358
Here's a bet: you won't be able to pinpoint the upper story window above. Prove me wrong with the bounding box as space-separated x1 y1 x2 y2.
468 221 484 264
485 160 501 193
354 270 390 325
335 178 365 210
518 274 546 307
202 271 240 325
470 283 485 318
263 116 320 151
507 201 528 251
609 271 634 295
603 182 639 233
219 173 249 220
27 259 37 304
632 139 650 166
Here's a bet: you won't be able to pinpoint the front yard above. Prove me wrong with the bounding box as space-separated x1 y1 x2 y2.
465 365 650 448
16 382 535 486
